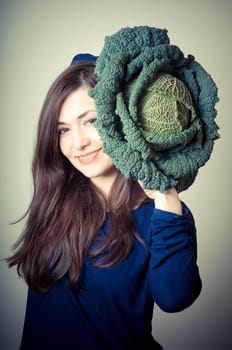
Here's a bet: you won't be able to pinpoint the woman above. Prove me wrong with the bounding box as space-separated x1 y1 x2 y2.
8 59 201 349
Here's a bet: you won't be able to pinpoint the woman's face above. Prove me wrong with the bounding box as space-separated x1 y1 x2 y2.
58 86 118 191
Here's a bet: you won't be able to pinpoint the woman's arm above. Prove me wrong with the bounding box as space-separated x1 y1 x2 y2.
140 184 202 313
139 183 183 215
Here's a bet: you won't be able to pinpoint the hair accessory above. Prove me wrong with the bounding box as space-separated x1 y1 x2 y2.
71 53 98 64
89 26 219 192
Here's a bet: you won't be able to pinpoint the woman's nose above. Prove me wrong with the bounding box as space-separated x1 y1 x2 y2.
71 127 90 150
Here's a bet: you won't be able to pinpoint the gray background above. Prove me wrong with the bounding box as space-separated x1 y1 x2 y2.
0 0 231 349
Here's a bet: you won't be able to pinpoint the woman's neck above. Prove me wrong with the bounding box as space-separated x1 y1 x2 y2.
90 167 119 198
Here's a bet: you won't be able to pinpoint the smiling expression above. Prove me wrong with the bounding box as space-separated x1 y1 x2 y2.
58 86 118 191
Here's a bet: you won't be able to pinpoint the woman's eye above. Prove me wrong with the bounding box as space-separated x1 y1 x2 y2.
86 118 97 125
58 127 69 135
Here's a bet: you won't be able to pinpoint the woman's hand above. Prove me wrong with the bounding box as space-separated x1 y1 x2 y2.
138 181 183 215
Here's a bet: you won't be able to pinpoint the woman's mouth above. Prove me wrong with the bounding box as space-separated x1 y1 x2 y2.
77 148 102 164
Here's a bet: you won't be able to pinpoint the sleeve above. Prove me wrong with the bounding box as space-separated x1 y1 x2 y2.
148 202 202 313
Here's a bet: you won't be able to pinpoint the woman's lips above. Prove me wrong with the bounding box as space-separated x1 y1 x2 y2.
76 148 102 164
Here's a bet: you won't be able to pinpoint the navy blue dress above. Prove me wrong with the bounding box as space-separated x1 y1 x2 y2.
20 201 201 349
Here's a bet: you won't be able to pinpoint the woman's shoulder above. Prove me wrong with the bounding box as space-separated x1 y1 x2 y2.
132 199 154 240
133 198 154 214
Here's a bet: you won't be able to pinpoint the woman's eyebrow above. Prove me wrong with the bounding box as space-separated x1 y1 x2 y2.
57 109 97 124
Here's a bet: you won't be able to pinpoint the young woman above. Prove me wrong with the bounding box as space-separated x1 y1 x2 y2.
8 59 202 350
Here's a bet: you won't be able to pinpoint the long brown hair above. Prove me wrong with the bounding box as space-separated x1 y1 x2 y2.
7 62 146 293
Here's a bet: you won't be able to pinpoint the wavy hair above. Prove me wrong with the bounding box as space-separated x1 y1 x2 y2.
7 62 146 293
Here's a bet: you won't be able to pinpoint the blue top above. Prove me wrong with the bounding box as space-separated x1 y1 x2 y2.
20 201 201 350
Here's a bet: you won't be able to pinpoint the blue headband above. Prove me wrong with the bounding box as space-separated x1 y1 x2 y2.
71 53 98 64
